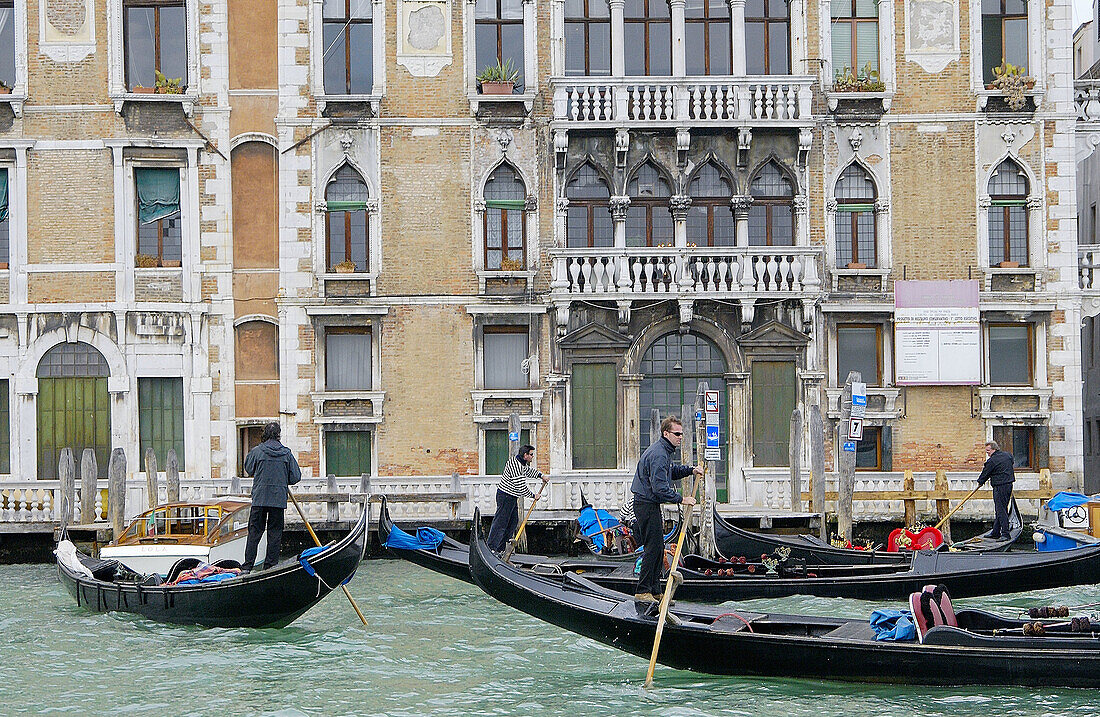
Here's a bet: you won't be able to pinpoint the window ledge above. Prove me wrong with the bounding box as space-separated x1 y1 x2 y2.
471 388 544 418
316 94 382 117
825 387 901 419
976 386 1051 419
476 269 536 280
111 91 198 116
825 90 894 112
830 266 890 293
982 266 1042 292
322 271 378 280
134 266 183 271
469 91 536 114
311 390 385 423
0 92 27 118
976 88 1042 112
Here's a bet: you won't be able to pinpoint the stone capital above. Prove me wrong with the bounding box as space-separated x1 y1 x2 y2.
731 195 754 214
609 195 632 220
670 194 692 219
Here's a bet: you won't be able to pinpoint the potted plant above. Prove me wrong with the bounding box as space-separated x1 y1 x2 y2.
499 257 524 271
985 61 1036 112
0 81 11 95
998 260 1021 269
154 70 184 95
846 262 867 269
832 64 887 93
477 58 519 95
135 253 160 268
332 259 357 274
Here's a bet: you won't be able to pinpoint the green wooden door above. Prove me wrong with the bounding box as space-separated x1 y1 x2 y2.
751 361 796 467
325 430 372 477
37 377 111 479
572 363 617 469
485 428 531 475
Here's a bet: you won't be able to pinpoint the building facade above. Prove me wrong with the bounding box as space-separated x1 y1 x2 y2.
0 0 1083 501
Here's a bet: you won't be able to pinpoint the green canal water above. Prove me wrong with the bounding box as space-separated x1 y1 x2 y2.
2 559 1099 716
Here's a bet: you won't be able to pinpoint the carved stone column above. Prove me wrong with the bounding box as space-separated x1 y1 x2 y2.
732 195 753 247
610 195 631 248
547 373 568 473
728 0 747 75
609 0 626 77
670 0 687 77
725 372 750 502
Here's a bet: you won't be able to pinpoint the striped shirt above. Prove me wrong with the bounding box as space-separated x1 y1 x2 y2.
498 455 543 498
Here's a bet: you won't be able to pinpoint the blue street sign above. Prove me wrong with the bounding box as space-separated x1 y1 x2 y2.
842 441 856 452
508 431 519 442
852 394 867 407
695 410 703 422
706 424 720 448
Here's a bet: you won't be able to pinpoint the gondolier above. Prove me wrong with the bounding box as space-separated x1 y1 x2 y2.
487 444 548 553
241 421 302 572
976 439 1015 541
631 416 700 603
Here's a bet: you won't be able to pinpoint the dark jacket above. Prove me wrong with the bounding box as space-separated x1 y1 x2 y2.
977 449 1015 487
631 436 693 504
244 439 302 508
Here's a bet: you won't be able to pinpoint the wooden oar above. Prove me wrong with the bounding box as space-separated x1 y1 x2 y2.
644 468 703 689
503 484 545 562
934 483 984 531
288 490 369 627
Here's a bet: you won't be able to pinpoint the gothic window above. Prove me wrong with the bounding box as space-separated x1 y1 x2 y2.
834 163 877 267
987 159 1028 266
325 166 370 272
748 161 794 246
626 162 673 247
484 163 527 270
566 162 612 248
686 162 735 247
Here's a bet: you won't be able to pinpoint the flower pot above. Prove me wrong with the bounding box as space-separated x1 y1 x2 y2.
161 260 182 268
480 81 515 96
0 87 10 95
332 263 356 274
846 262 867 269
131 86 156 94
998 260 1021 269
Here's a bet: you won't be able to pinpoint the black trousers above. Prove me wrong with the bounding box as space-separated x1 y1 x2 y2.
991 482 1014 539
487 490 520 552
634 499 664 596
242 506 284 570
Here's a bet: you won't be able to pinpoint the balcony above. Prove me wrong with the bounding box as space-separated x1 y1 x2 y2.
1076 80 1100 123
1080 244 1100 291
551 76 814 129
549 246 823 300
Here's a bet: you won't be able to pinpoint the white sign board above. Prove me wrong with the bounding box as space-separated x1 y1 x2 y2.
848 417 864 440
895 280 981 385
705 390 719 413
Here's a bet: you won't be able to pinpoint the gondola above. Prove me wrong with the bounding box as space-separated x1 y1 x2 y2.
468 508 1100 687
713 498 1023 566
56 506 368 628
567 526 1100 601
377 495 623 583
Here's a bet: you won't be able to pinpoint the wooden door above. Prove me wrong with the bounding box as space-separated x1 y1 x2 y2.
571 363 617 469
37 377 110 479
751 361 796 467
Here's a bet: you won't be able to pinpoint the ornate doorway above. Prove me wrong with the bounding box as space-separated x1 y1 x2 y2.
37 342 111 479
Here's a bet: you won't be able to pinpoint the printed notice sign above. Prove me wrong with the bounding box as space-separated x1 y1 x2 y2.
895 280 980 385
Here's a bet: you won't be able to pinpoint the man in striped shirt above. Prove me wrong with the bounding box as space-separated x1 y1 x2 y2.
487 444 548 553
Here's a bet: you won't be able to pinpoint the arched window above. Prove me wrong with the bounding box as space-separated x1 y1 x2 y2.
626 162 672 247
484 163 526 270
325 166 369 272
686 0 733 75
37 342 111 479
687 162 735 247
566 162 612 248
987 159 1029 267
834 163 877 267
748 161 794 246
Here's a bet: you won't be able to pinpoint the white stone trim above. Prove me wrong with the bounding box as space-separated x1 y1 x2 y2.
1 0 29 116
0 144 31 305
105 0 202 114
396 0 453 77
966 0 1044 93
309 0 387 111
818 0 896 91
39 0 96 63
462 0 539 108
906 0 961 74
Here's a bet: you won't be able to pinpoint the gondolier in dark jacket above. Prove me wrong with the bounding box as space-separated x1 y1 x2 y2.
241 421 302 572
487 444 549 552
977 439 1015 540
631 416 701 603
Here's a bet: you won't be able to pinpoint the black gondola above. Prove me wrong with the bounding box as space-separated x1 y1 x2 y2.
56 507 368 628
377 495 623 582
713 498 1022 566
468 508 1100 687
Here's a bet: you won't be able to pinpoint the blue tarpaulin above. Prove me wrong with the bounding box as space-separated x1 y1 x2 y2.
577 505 621 553
870 609 916 641
384 524 446 551
1046 492 1096 512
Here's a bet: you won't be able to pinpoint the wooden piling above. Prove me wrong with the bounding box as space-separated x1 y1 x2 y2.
935 469 951 543
58 448 75 530
144 448 159 510
107 448 126 539
165 449 180 504
837 371 860 543
80 449 98 523
809 404 826 540
788 408 803 512
903 470 916 528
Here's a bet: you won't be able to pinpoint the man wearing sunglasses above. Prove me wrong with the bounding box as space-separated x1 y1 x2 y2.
630 415 702 603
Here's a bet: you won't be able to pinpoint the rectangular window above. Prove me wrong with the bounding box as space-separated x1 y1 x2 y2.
831 0 878 78
836 324 882 386
685 0 732 75
325 430 371 477
124 0 188 91
565 0 611 76
134 167 182 267
322 0 373 94
484 327 528 389
624 0 671 75
138 377 185 470
325 329 372 391
475 0 525 92
571 363 617 469
0 167 8 267
0 380 9 473
0 0 14 89
746 0 791 74
988 323 1032 385
993 425 1035 469
988 204 1028 266
981 0 1028 84
485 427 531 475
751 360 796 467
855 425 881 470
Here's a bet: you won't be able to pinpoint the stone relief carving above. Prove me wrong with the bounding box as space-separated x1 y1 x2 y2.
397 0 452 77
904 0 960 73
40 0 96 62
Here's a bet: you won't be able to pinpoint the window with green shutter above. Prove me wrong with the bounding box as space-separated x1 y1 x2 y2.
0 379 9 473
325 430 372 477
485 428 531 475
138 378 185 470
571 363 617 469
751 360 796 467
